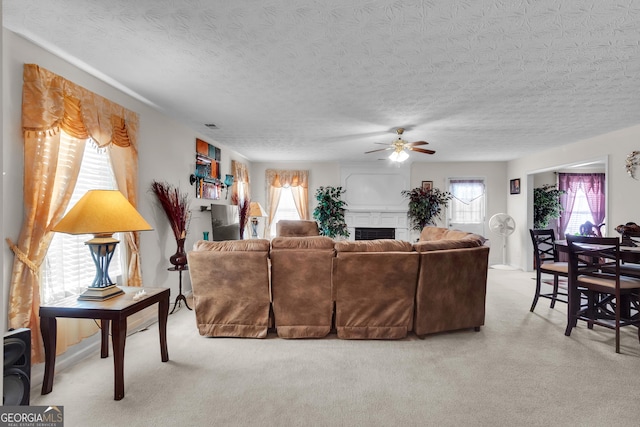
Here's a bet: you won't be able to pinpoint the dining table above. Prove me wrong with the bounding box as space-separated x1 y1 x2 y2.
554 239 640 268
554 238 640 330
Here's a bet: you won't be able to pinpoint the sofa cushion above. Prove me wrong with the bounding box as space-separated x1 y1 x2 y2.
271 236 335 250
334 239 413 253
193 239 270 252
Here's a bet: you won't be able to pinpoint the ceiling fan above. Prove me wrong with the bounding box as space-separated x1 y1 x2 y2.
364 128 435 162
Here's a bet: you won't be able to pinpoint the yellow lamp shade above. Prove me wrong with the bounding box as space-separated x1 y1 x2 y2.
249 202 267 217
52 190 153 236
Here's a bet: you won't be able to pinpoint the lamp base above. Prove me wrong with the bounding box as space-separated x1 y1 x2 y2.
77 285 124 301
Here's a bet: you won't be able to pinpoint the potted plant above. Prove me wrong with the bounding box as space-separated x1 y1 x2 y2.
401 187 453 231
313 186 349 239
533 184 565 229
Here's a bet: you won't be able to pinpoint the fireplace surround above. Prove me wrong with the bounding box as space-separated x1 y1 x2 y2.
341 164 410 241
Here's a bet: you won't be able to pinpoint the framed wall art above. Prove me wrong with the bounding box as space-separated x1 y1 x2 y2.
510 178 521 195
194 138 222 199
421 181 433 191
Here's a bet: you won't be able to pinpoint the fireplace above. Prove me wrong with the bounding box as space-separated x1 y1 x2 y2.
341 164 410 241
355 227 396 240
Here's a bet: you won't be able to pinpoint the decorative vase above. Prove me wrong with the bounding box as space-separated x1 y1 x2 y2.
169 238 188 268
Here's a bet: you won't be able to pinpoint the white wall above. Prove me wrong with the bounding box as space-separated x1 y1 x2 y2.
410 161 508 265
1 30 249 307
508 124 640 271
251 160 509 265
250 161 341 216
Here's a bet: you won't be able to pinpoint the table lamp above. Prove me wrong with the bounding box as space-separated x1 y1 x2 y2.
248 202 267 238
51 190 153 300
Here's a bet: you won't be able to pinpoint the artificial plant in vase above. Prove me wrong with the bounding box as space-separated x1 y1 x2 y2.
231 194 251 239
401 186 453 231
313 186 349 239
533 184 565 229
151 181 190 268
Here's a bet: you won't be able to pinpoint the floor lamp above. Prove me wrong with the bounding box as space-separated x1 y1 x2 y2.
51 190 153 300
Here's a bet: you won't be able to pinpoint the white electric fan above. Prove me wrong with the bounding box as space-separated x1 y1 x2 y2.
488 213 518 270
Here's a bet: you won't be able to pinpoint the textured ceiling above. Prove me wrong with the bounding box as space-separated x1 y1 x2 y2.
4 0 640 163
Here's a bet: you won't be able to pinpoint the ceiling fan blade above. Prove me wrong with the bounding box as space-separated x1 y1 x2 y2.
408 147 436 155
364 147 393 154
405 140 429 147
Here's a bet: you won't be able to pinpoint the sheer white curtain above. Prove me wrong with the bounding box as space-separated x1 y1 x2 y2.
265 169 309 231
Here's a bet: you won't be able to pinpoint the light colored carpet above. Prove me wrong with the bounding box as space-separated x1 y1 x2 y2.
30 269 640 426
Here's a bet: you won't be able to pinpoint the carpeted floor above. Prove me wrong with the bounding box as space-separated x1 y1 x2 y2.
30 269 640 426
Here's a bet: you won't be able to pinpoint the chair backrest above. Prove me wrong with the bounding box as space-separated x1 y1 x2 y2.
530 229 559 267
566 235 620 284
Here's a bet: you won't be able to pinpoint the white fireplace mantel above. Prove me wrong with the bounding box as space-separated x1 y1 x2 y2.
345 210 408 241
341 164 410 241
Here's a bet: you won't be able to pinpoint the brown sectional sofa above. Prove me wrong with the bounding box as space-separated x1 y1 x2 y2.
187 226 489 340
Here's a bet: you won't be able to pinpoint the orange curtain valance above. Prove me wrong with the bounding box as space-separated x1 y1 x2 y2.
266 169 309 188
22 64 138 149
232 160 249 183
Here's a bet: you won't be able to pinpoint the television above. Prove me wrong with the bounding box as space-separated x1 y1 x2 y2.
210 204 240 241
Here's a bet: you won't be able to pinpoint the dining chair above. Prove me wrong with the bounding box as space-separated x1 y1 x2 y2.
529 229 569 312
565 235 640 353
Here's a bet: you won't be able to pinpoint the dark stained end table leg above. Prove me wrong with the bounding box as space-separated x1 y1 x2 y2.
40 316 57 395
111 317 127 400
159 294 170 362
101 319 110 358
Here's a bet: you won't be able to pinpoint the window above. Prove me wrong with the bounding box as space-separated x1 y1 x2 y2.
558 173 605 239
42 134 121 304
448 178 486 235
269 186 301 237
563 187 596 236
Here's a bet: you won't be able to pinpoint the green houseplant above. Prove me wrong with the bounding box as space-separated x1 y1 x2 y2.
401 187 453 231
533 184 565 229
313 186 349 239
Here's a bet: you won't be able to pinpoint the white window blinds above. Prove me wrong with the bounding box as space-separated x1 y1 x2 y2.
42 134 121 303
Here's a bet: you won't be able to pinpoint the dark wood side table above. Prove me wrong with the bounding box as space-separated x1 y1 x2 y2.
39 286 170 400
168 265 192 314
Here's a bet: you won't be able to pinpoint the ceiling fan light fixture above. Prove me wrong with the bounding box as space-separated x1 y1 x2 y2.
389 149 409 162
